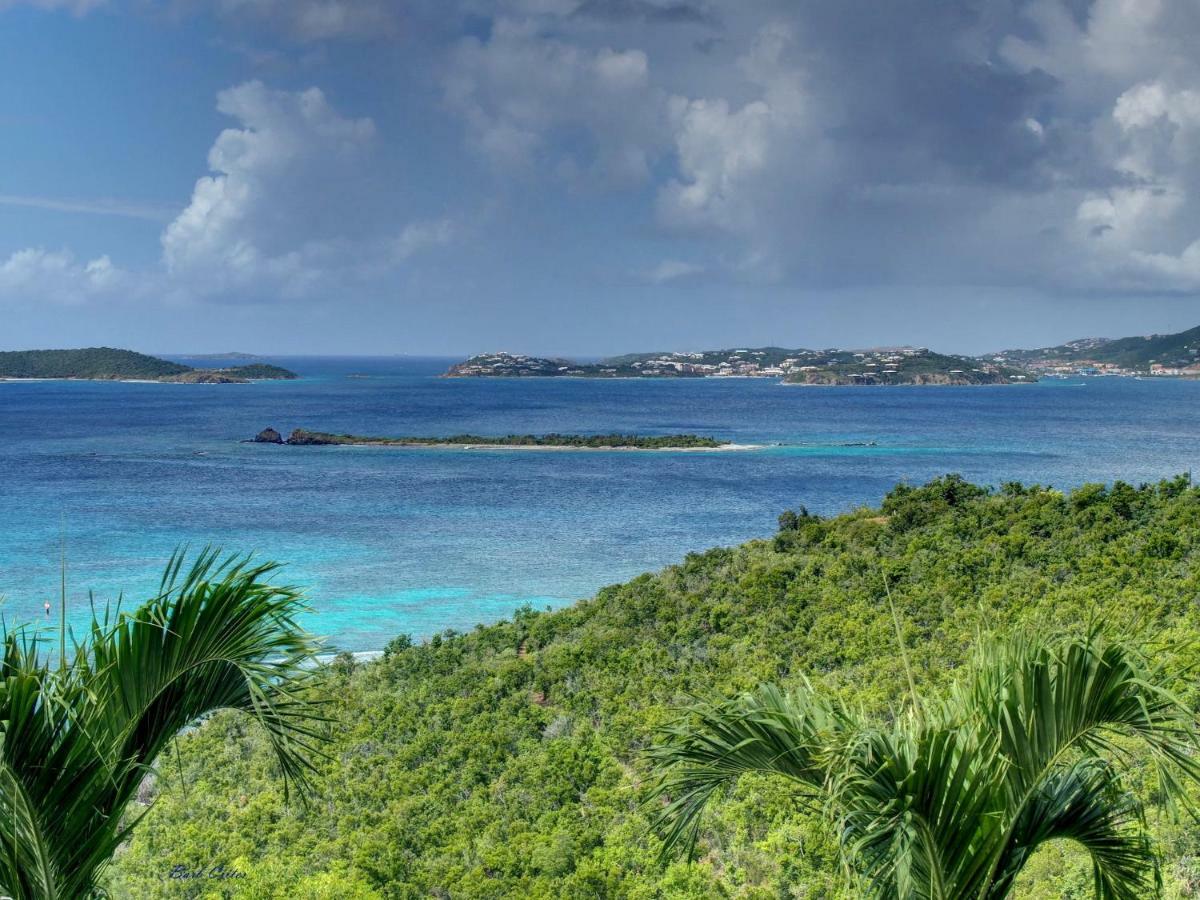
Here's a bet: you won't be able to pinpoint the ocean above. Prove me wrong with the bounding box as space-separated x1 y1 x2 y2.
1 356 1196 651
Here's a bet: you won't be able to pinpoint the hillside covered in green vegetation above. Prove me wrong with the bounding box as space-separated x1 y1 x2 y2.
0 347 190 379
109 476 1200 898
214 364 298 381
993 324 1200 371
0 348 296 382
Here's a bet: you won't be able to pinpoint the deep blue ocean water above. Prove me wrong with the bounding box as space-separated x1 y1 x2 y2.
1 357 1197 651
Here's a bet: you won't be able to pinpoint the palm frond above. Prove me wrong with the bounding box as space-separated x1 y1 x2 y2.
967 629 1200 802
832 711 1006 900
0 548 328 899
0 757 59 898
647 628 1200 900
964 630 1200 898
646 682 842 859
987 758 1156 900
80 548 329 796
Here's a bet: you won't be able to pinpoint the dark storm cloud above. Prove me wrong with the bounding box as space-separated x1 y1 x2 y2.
759 0 1065 187
635 0 1200 292
425 0 1200 293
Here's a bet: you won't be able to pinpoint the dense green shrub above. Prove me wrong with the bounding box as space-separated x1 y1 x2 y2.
110 475 1200 898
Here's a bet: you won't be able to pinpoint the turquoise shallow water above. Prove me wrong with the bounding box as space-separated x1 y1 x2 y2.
1 358 1197 650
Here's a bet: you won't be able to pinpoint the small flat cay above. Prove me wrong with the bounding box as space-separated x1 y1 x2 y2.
253 428 758 451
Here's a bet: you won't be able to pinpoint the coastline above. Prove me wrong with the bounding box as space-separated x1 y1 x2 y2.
445 374 1033 386
779 379 1033 387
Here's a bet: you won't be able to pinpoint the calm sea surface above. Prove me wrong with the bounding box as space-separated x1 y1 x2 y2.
1 357 1196 650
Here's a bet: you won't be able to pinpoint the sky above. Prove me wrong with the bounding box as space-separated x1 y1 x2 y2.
2 0 1200 356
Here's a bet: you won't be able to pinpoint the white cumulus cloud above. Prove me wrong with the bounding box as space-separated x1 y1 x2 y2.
1 79 458 308
208 0 401 41
0 0 105 13
161 80 381 298
0 248 134 304
657 96 774 231
644 258 704 283
392 219 456 262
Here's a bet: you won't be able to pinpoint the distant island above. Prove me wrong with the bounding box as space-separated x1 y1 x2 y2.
254 428 737 450
446 324 1200 383
445 348 1029 385
779 349 1024 386
988 323 1200 377
173 351 264 362
0 348 297 383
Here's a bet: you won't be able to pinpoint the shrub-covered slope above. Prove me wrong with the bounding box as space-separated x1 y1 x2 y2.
109 476 1200 898
0 348 297 381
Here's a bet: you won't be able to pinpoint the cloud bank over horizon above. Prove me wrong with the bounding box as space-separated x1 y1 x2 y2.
2 0 1200 352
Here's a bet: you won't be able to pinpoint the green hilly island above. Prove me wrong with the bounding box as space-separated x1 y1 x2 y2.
447 323 1200 383
446 348 1027 384
991 324 1200 374
108 475 1200 898
0 348 296 382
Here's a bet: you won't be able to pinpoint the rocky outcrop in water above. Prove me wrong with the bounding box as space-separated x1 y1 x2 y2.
253 427 284 444
283 429 340 445
162 371 245 384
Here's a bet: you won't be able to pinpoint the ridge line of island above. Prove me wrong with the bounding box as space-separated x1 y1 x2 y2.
445 347 1026 385
250 428 763 451
0 348 298 383
9 321 1200 385
443 324 1200 384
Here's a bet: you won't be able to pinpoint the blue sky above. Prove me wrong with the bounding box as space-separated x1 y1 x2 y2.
2 0 1200 356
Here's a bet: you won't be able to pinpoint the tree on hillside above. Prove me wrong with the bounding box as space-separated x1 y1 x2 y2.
649 630 1200 899
0 550 326 900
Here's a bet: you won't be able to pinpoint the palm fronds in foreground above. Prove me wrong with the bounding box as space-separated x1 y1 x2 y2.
0 549 326 900
649 630 1200 899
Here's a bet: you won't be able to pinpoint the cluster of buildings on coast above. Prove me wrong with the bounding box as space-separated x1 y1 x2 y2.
1008 360 1141 377
446 347 1020 384
627 347 942 378
629 350 799 377
450 329 1200 382
985 330 1200 378
1148 363 1200 377
448 348 958 379
445 353 584 377
987 359 1200 378
629 350 782 377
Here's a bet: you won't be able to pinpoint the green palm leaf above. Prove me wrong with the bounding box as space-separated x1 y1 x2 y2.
646 681 840 858
831 712 1006 900
0 549 327 900
989 758 1155 900
648 629 1200 899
